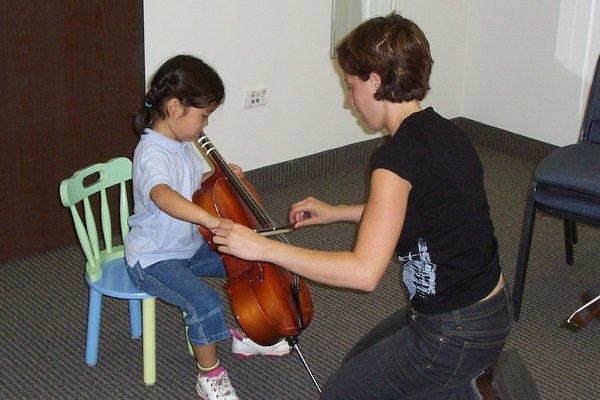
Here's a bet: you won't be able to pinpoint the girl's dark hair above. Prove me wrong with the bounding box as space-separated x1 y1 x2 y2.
336 12 433 103
134 55 225 135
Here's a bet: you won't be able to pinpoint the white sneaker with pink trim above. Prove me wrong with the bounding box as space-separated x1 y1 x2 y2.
230 329 291 358
196 367 239 400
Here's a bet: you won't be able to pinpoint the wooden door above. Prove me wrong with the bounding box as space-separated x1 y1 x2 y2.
0 1 144 261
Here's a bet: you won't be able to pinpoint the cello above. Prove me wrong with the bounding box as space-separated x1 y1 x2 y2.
191 132 321 393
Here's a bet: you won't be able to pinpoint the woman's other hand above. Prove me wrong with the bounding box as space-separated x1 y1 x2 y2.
288 197 337 228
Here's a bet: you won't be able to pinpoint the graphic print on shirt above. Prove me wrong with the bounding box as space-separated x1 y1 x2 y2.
399 238 437 300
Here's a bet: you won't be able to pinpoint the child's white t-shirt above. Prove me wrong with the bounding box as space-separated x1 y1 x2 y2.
125 128 205 268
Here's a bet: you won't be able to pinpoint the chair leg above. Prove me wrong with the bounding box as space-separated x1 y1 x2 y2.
563 220 575 265
142 298 156 386
128 299 142 338
85 289 103 366
182 311 194 356
513 190 537 322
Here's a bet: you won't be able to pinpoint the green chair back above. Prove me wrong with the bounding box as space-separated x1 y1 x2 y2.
59 157 132 282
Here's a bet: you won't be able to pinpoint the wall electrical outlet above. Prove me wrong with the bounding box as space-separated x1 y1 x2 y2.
244 88 267 109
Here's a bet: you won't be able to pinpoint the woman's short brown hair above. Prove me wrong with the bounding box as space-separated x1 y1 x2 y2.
337 12 433 103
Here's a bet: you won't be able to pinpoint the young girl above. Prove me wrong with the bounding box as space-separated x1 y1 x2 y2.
124 54 288 400
212 13 511 400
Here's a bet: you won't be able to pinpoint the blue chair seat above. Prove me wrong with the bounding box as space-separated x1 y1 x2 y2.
535 142 600 196
533 142 600 219
535 186 600 220
86 257 153 300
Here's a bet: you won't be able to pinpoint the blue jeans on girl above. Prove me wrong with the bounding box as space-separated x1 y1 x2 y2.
126 243 230 346
321 285 512 400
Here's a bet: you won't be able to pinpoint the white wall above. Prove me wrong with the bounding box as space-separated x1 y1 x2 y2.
462 0 599 146
143 0 466 171
144 0 365 171
393 1 468 118
144 1 599 168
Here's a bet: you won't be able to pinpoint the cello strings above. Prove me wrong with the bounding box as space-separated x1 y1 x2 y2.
196 133 278 231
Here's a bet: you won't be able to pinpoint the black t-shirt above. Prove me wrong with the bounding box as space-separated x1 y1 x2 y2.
372 107 501 314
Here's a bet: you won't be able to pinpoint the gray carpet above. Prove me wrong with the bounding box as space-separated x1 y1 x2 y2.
1 146 598 399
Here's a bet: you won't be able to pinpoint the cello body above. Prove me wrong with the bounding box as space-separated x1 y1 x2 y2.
192 134 313 346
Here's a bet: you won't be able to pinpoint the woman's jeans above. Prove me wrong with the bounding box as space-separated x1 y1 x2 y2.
126 244 230 346
321 285 512 400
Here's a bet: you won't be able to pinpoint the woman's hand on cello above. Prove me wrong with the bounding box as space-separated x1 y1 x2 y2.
289 197 337 228
211 219 270 261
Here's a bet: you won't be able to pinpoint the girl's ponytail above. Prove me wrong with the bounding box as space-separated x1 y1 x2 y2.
133 102 153 136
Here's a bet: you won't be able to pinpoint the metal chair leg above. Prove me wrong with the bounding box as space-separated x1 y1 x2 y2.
513 186 537 322
563 220 575 265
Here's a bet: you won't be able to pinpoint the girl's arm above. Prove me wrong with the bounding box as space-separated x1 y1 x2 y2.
150 184 221 229
151 164 242 228
212 168 410 291
150 164 244 229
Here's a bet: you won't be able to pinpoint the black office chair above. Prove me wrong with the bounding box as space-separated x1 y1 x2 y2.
512 55 600 322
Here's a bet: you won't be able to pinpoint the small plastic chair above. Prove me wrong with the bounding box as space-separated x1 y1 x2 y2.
59 157 158 385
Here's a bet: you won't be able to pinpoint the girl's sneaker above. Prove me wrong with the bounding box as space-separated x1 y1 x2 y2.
230 329 291 358
196 367 239 400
